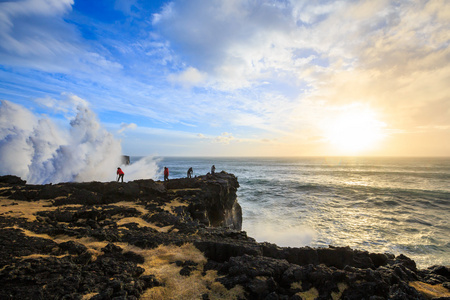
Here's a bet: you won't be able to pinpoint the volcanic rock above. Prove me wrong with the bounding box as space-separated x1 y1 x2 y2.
0 173 448 299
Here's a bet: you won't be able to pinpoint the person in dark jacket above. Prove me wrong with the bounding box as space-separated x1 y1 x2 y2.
187 167 193 178
117 167 124 182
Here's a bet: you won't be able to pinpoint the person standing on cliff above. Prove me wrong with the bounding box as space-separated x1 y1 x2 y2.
211 165 215 175
117 167 124 182
164 167 169 182
187 167 193 178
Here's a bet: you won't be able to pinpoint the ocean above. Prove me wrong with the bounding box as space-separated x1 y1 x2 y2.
135 156 450 269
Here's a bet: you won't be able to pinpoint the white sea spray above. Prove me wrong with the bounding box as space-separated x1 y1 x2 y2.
0 99 158 184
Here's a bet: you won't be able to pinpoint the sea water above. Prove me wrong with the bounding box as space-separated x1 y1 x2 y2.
135 156 450 268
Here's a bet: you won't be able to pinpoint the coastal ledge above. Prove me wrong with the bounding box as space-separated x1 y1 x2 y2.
0 173 449 299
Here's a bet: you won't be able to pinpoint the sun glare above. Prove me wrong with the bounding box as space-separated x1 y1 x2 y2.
324 107 386 154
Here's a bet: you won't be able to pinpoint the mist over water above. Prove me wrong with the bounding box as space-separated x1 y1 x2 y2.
159 156 450 268
0 99 158 184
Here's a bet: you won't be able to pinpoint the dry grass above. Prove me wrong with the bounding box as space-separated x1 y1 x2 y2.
331 282 348 300
291 281 302 290
6 226 107 261
410 281 450 299
296 287 319 300
0 198 56 222
6 225 54 240
163 198 188 214
122 243 207 276
7 225 107 249
116 216 153 228
16 253 68 260
81 292 98 300
112 199 186 233
112 201 149 215
118 243 244 300
116 217 174 233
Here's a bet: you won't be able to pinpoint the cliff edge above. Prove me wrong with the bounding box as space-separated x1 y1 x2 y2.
0 173 448 299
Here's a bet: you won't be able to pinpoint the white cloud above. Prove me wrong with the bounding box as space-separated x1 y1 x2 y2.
153 0 301 89
118 122 137 133
1 0 449 156
0 0 121 73
168 67 207 87
214 132 236 144
0 0 76 70
155 0 449 144
195 132 239 145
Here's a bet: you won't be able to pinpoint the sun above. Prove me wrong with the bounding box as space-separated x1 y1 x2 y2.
323 107 386 154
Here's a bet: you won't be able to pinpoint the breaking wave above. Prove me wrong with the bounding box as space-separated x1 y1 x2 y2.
0 98 158 184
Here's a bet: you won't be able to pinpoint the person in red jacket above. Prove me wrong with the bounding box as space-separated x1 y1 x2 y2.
117 167 124 182
164 167 169 182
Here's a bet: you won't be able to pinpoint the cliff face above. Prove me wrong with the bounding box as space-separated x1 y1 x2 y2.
0 173 449 300
165 172 242 230
0 171 241 230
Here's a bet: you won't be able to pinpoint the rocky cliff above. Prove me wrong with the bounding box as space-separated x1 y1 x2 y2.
0 173 448 300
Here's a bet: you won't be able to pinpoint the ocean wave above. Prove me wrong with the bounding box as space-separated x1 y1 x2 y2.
158 156 450 268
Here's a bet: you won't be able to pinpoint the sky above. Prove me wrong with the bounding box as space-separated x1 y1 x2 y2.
1 0 449 157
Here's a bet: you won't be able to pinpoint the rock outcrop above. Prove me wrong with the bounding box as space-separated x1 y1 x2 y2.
0 173 448 300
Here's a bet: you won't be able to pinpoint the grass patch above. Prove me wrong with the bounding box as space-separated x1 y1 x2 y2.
6 226 107 261
162 197 189 214
112 201 149 214
0 198 86 222
16 253 68 260
118 243 244 300
81 292 98 300
331 282 348 300
291 281 302 290
296 287 319 300
409 281 450 299
117 217 174 232
0 199 55 222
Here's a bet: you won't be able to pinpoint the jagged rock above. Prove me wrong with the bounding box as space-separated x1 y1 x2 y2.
0 228 62 268
59 240 88 255
176 260 198 276
0 174 448 299
0 175 26 185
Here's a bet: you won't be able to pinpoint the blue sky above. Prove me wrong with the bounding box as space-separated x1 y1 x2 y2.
1 0 449 157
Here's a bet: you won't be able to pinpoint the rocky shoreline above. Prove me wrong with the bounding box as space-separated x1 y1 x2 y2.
0 173 449 299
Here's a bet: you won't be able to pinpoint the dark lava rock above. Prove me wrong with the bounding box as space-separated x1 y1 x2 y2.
176 260 198 276
0 175 26 185
0 174 448 299
59 240 88 255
